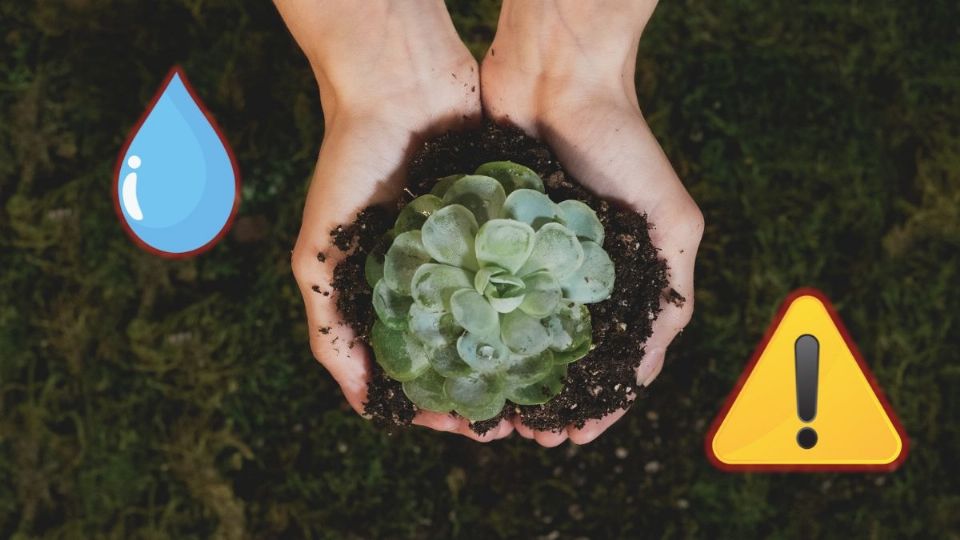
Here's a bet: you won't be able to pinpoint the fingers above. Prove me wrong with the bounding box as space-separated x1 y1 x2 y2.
412 411 461 432
604 111 703 389
414 412 515 442
292 244 371 415
638 191 703 387
567 407 629 445
452 418 514 442
512 417 570 447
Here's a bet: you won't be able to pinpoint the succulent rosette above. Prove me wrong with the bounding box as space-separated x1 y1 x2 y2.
365 161 615 421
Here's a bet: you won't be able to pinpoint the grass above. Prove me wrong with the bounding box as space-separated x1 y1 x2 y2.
1 0 957 538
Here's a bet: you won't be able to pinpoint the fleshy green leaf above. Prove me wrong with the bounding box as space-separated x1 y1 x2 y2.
429 343 472 377
383 231 431 295
457 331 510 373
444 374 506 421
430 174 463 197
500 310 550 355
450 289 499 337
501 189 559 230
484 288 526 313
441 175 506 224
483 272 527 313
557 199 604 244
364 253 384 289
473 266 501 294
475 219 535 273
402 369 454 412
373 280 412 330
503 349 554 385
410 263 472 311
560 240 615 303
545 304 592 363
519 271 562 317
474 161 544 193
552 336 591 365
506 364 567 405
517 223 584 280
370 320 429 381
394 194 443 234
408 303 461 349
421 205 479 269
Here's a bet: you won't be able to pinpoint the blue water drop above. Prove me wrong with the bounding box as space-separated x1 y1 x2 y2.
115 68 239 256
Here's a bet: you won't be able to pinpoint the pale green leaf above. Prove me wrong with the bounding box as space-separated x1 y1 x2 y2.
402 369 454 413
421 204 479 269
475 219 535 273
546 304 592 363
456 331 510 373
501 189 559 230
441 175 506 224
505 364 567 405
483 272 527 313
519 271 562 317
410 263 472 311
408 303 461 348
383 231 431 295
517 223 584 279
474 161 544 193
370 320 429 381
394 194 443 234
444 374 506 421
500 310 550 356
560 240 615 303
372 280 412 330
557 199 604 244
364 253 384 288
503 349 554 386
429 342 472 377
430 174 463 197
450 289 499 337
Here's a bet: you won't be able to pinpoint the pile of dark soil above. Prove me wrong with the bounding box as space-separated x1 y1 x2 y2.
327 122 670 435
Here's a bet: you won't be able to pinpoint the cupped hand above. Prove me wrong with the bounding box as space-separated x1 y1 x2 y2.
481 0 704 446
277 0 513 441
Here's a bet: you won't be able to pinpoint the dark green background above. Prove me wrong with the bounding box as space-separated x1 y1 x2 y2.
2 1 958 538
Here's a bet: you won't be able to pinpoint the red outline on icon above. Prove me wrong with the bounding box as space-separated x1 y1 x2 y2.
704 287 909 472
112 65 241 259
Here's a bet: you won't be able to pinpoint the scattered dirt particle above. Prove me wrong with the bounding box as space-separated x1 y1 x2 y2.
319 326 331 335
311 285 321 294
664 288 686 308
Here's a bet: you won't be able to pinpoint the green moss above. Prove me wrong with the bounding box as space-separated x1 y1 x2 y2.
1 0 958 537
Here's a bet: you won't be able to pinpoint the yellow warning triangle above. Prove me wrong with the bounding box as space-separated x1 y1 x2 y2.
706 288 908 471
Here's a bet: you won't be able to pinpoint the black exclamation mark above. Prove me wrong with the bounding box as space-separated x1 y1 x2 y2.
795 334 819 449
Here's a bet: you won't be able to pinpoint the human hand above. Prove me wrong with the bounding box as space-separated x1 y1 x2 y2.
481 0 704 446
277 0 513 441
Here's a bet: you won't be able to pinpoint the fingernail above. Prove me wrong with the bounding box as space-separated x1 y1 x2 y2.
637 348 665 387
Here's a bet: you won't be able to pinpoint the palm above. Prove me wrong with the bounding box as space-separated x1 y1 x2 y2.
291 69 516 442
481 54 703 447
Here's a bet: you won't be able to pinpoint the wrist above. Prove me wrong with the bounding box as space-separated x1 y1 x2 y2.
488 0 655 90
311 4 474 113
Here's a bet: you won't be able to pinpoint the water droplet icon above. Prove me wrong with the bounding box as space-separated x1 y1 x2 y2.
114 67 239 257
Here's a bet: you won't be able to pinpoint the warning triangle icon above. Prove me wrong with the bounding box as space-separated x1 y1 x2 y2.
706 288 908 471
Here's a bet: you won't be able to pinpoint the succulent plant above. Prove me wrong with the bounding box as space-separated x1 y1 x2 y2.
365 161 615 421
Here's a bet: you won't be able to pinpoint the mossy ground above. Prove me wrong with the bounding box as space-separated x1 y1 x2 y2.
1 1 958 538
